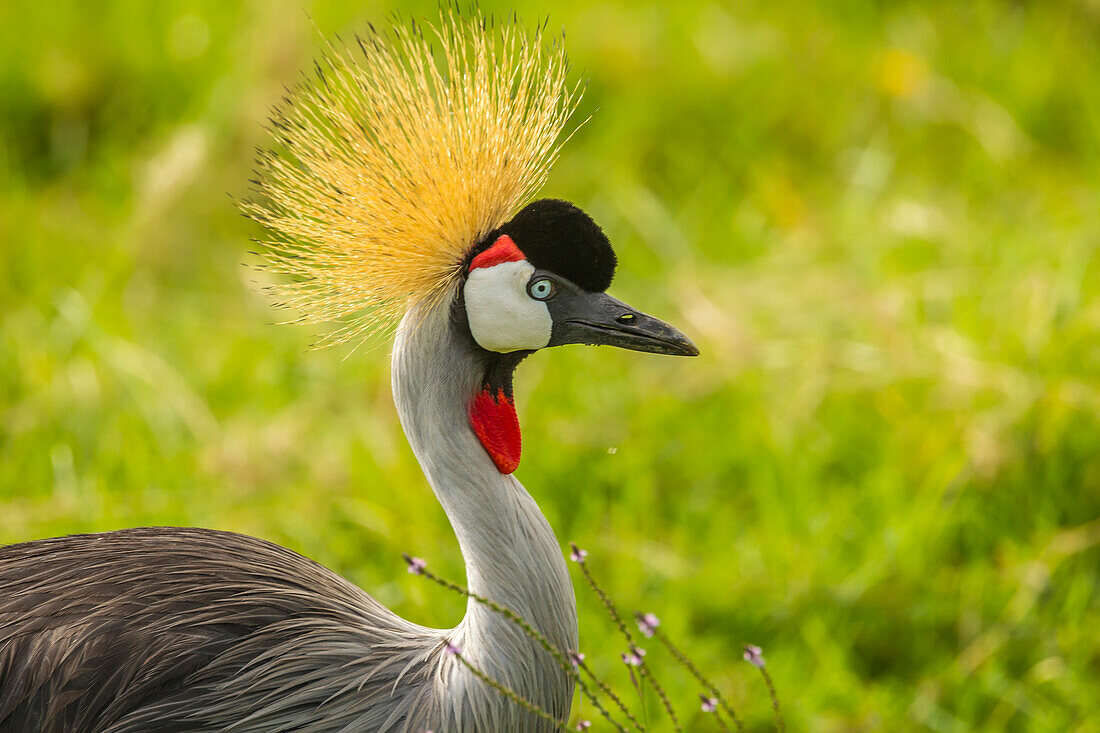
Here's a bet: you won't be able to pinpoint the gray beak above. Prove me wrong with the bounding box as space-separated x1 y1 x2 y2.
546 290 699 357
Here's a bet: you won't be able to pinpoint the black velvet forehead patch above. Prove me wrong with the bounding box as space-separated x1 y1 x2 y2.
495 199 617 293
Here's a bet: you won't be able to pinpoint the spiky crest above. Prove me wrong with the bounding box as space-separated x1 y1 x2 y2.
244 10 583 345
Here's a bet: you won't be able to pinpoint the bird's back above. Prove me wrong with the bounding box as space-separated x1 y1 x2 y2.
0 527 446 733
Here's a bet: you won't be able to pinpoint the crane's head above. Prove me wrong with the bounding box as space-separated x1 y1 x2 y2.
455 198 696 474
460 199 696 358
246 12 697 474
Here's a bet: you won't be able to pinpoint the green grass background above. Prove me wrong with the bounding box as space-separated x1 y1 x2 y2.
3 1 1100 730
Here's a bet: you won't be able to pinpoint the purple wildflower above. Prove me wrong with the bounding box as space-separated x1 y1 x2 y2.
576 721 591 731
700 695 718 713
743 643 765 669
636 612 660 638
621 645 646 666
568 651 586 668
444 641 463 656
405 556 426 575
569 543 588 563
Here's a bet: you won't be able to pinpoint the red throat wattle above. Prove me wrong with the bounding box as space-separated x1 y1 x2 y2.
468 387 521 474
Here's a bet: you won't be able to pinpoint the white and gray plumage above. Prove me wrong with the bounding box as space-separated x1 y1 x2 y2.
0 12 697 733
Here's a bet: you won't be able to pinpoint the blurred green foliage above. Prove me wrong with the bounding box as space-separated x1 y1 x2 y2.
3 0 1100 730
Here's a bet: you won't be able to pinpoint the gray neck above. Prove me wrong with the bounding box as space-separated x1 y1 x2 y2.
391 297 577 726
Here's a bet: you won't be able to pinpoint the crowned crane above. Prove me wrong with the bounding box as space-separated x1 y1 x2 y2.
0 12 697 733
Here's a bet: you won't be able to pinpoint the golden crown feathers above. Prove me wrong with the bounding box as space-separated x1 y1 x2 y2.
244 11 583 345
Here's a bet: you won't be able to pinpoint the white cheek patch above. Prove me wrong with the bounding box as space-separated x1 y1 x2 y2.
464 260 553 353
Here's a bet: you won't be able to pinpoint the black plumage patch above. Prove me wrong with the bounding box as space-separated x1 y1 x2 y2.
473 199 617 293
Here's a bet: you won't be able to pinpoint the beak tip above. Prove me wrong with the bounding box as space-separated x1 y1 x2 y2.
676 339 700 357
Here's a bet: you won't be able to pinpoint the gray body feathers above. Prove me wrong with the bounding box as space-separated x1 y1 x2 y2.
0 527 445 732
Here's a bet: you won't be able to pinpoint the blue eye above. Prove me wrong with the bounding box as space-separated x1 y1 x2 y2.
527 277 557 301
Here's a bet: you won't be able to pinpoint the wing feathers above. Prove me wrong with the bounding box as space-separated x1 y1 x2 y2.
0 527 441 733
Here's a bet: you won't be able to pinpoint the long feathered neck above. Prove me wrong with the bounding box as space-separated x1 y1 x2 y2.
391 297 577 725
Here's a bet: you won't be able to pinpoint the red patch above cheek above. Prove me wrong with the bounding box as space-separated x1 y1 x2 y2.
468 387 521 474
469 234 525 271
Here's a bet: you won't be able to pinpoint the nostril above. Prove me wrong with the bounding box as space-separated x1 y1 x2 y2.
616 313 636 324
